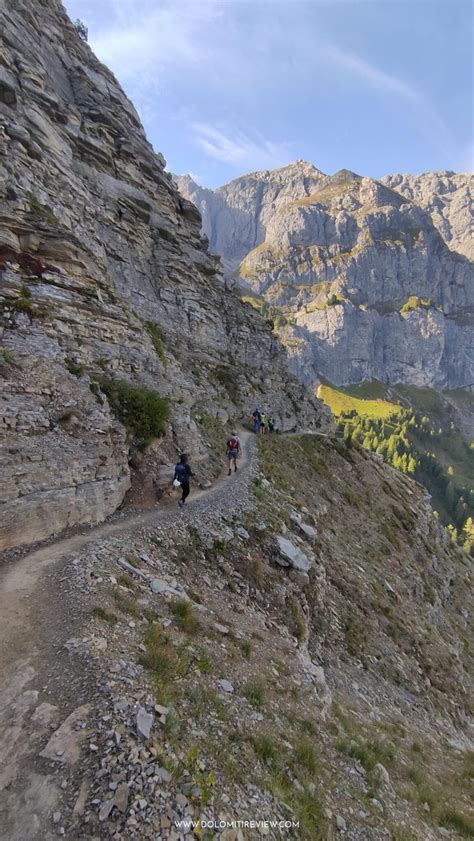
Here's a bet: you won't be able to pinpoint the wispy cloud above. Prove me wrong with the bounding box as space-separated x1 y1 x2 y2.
323 44 419 102
192 123 293 171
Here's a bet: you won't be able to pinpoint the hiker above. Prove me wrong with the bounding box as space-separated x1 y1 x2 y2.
173 453 194 507
251 409 261 434
259 411 267 434
226 431 241 475
268 415 275 434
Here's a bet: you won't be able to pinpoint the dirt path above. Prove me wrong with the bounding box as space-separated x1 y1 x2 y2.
0 428 255 840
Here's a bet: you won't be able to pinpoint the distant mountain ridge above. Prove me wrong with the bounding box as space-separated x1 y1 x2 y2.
176 162 474 392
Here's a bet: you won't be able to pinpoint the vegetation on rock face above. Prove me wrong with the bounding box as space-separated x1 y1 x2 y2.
144 321 166 363
320 381 474 553
400 296 435 314
95 376 170 446
26 191 59 226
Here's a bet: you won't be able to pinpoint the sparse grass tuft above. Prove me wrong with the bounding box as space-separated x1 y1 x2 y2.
251 733 279 764
293 740 318 773
169 599 200 633
113 590 139 617
117 573 135 589
243 679 266 708
240 640 252 659
92 605 117 623
287 596 305 642
439 809 474 837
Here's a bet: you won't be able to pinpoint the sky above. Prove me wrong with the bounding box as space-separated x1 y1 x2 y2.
63 0 473 188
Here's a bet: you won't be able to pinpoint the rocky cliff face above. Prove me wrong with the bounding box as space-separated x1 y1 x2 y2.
175 161 325 275
178 165 474 391
381 171 473 260
0 0 329 551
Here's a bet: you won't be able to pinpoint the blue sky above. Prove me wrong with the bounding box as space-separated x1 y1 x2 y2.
63 0 473 187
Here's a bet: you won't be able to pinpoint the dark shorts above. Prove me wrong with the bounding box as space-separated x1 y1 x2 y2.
228 449 238 460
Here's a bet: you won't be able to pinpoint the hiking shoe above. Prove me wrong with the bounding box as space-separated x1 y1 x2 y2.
228 469 231 476
178 499 184 507
235 463 238 471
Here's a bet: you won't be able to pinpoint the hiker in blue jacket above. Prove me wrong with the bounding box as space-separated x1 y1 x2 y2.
173 453 195 507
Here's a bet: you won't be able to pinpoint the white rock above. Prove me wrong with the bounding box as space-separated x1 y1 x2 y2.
136 707 154 739
276 535 312 571
336 814 347 831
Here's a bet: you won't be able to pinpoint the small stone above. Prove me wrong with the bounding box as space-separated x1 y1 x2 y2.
52 812 61 824
214 623 230 635
114 782 130 813
236 526 250 540
89 743 98 752
218 679 234 694
136 707 154 739
155 766 172 783
298 522 317 541
99 799 114 821
336 814 347 831
373 763 391 788
276 535 312 572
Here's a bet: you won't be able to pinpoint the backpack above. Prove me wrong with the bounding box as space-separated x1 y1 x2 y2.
174 463 187 484
228 436 239 451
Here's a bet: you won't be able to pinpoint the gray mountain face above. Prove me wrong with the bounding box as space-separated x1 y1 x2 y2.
381 171 473 260
178 165 474 391
0 3 329 550
175 161 326 275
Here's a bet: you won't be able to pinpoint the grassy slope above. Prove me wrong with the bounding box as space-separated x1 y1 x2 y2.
318 381 474 544
318 382 399 419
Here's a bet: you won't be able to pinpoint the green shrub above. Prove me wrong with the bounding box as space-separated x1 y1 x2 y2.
0 347 15 367
95 376 170 446
65 358 84 376
11 295 48 320
145 322 166 363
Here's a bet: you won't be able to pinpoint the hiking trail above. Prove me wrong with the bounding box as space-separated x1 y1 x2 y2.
0 428 257 840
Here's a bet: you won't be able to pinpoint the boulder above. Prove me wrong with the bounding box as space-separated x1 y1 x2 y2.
276 536 312 571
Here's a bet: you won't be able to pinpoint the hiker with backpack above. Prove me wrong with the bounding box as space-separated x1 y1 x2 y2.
259 411 267 434
173 453 195 507
251 409 261 434
226 431 241 475
268 415 275 434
